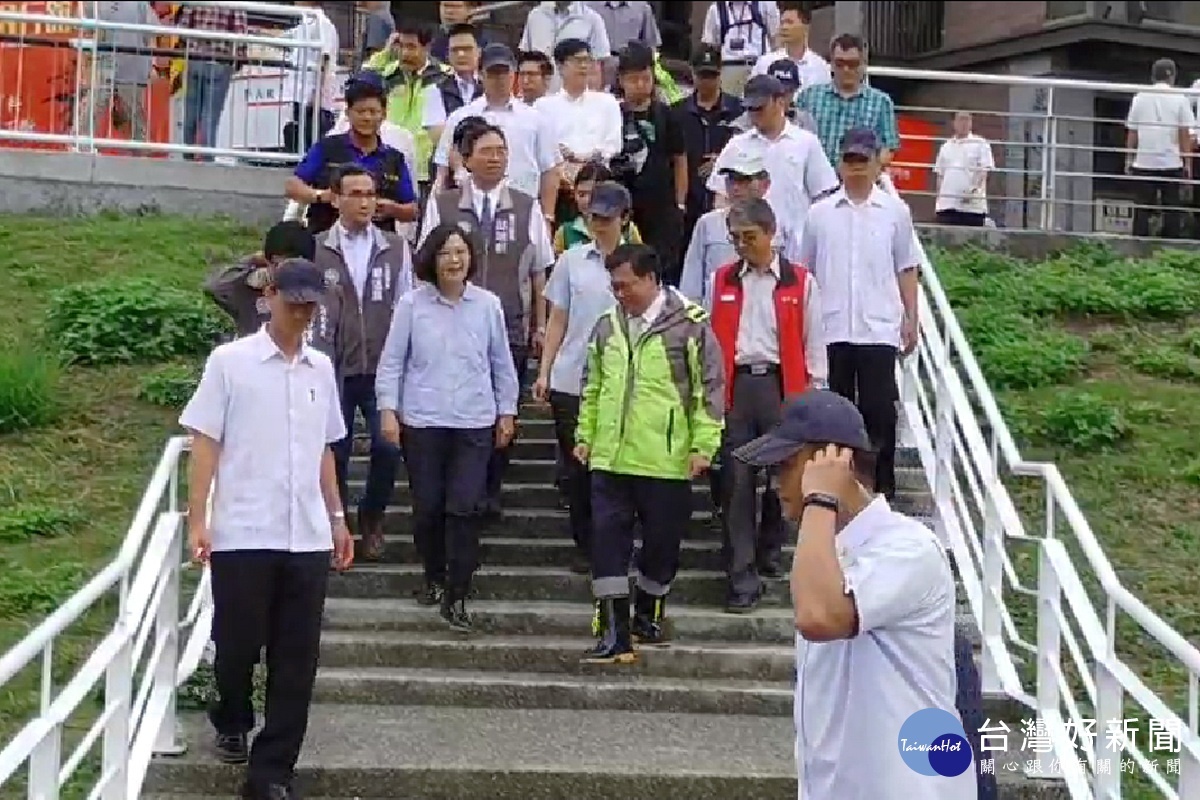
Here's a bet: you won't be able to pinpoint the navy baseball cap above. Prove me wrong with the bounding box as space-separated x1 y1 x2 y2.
346 70 385 90
273 258 326 303
587 181 632 217
481 42 517 71
742 74 787 110
766 58 800 89
733 390 872 467
691 44 722 74
842 126 881 158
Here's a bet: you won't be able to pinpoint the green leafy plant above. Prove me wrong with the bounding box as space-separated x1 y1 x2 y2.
0 504 81 544
0 347 61 434
1021 392 1132 451
968 319 1090 390
179 660 266 712
0 560 89 617
138 362 202 409
1124 345 1200 383
45 276 230 366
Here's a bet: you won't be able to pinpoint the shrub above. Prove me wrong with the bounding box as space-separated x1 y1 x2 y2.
46 276 230 366
1022 392 1131 451
0 504 81 544
0 560 88 617
138 362 202 409
0 347 61 434
1124 345 1200 383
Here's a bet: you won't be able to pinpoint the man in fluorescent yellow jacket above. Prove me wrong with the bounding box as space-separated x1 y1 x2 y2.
573 243 725 665
362 25 449 185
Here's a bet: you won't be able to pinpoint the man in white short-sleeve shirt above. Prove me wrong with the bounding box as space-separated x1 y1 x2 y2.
180 258 353 800
1126 57 1194 238
733 390 976 800
934 111 994 227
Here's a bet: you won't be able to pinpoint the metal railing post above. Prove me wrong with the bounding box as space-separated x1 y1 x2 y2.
152 518 186 756
1093 654 1124 798
932 328 954 542
1040 86 1056 231
1031 542 1062 779
26 730 61 800
100 636 132 800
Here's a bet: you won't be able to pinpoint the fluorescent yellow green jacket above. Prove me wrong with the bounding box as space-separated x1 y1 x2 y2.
362 52 450 182
653 52 684 105
577 290 725 480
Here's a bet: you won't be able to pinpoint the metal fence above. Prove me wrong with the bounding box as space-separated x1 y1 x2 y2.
874 64 1200 240
0 0 328 163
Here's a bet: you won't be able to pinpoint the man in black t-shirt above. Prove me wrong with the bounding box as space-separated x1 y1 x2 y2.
612 44 689 286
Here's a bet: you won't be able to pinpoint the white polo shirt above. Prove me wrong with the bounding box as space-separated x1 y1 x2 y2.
433 96 563 198
750 48 832 90
180 328 346 553
934 134 994 215
799 186 919 348
1126 82 1196 171
707 123 839 235
794 498 976 800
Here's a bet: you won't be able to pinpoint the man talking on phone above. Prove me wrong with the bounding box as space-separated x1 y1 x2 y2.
734 389 976 800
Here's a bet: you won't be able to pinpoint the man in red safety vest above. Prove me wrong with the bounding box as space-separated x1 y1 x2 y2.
707 196 826 612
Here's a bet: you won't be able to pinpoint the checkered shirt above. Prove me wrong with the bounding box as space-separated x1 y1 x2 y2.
797 82 901 163
175 4 249 61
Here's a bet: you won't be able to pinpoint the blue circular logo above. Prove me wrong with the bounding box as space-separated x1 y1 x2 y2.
897 708 974 777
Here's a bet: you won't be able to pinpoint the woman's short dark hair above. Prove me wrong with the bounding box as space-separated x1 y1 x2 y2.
576 162 613 184
413 222 481 285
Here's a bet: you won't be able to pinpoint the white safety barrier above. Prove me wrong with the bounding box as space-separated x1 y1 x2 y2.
0 0 326 162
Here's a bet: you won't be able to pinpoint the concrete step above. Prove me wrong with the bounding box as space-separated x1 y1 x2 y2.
318 630 795 682
368 502 937 540
145 706 1069 799
312 666 793 716
146 705 799 799
328 564 785 607
350 533 739 571
322 597 796 643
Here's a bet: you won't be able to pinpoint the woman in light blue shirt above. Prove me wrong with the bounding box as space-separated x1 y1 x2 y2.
376 223 520 633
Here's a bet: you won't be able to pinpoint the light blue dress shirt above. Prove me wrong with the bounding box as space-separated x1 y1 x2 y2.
375 283 520 429
542 244 617 396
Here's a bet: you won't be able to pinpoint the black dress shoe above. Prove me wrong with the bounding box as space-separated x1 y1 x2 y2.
240 780 296 800
726 589 762 614
214 732 248 764
415 581 442 606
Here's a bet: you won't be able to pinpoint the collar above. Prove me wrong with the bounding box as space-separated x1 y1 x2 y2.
547 2 581 15
633 289 668 326
251 326 315 365
605 1 629 6
478 94 517 112
834 185 888 208
824 81 866 100
336 221 372 241
739 254 781 279
432 282 483 305
835 496 895 552
325 222 389 254
750 121 802 142
459 180 511 212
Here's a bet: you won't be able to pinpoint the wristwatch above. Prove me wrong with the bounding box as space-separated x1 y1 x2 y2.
801 492 839 514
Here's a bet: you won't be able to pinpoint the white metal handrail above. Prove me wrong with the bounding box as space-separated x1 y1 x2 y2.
885 169 1200 797
0 436 210 800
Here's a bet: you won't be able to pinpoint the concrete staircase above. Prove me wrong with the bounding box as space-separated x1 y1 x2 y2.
143 401 1068 799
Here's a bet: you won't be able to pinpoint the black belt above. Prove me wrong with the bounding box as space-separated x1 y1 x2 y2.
735 363 780 376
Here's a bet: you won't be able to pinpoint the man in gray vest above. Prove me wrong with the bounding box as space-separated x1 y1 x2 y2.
317 164 415 559
418 120 556 518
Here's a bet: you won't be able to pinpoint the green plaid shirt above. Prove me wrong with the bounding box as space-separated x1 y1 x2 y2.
797 83 901 163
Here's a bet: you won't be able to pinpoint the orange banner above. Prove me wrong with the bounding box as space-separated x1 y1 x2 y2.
891 116 937 194
0 0 173 154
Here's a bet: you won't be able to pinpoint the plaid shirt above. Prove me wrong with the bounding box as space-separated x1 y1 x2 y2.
175 4 248 62
797 82 901 164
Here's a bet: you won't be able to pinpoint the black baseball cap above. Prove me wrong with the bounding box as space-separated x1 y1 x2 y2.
733 390 872 467
691 44 722 74
481 42 517 71
766 58 800 89
742 74 787 110
346 70 385 91
587 181 632 217
842 126 881 158
273 258 326 303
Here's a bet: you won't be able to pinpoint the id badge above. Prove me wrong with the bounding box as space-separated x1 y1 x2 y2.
370 268 384 302
728 36 745 52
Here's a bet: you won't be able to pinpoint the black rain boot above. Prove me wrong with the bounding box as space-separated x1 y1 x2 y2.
581 596 637 664
440 585 472 633
631 587 668 646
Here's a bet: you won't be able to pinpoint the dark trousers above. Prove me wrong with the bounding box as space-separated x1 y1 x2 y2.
332 374 401 519
827 343 899 496
955 627 999 800
721 369 787 596
486 344 529 507
403 425 493 591
631 197 683 286
209 550 329 787
590 470 691 599
1131 166 1186 239
283 102 334 154
549 390 590 554
934 209 986 227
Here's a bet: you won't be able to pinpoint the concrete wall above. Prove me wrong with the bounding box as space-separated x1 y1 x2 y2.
0 151 287 224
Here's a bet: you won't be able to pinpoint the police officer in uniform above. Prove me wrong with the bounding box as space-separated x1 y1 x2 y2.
286 73 419 235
